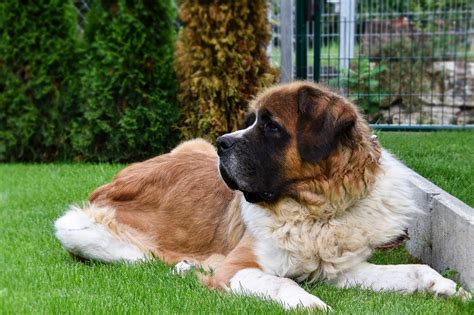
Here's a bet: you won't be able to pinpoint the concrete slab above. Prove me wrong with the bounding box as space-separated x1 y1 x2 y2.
431 195 474 290
390 156 474 290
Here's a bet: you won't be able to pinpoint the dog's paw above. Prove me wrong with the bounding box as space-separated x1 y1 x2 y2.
454 287 472 302
420 267 472 301
173 260 198 276
281 291 332 312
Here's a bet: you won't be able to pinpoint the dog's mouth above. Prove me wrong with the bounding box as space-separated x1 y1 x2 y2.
242 191 277 203
219 165 277 203
218 164 239 190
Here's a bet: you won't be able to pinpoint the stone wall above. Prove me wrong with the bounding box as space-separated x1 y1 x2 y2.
381 61 474 125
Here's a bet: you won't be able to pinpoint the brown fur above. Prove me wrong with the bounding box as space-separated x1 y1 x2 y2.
199 233 259 289
248 82 381 219
83 81 381 287
89 140 240 264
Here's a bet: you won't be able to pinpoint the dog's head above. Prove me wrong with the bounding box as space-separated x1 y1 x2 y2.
217 82 380 205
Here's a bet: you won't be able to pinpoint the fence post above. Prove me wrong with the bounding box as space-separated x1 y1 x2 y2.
280 0 293 83
296 0 307 79
266 0 273 62
313 0 322 82
339 0 356 69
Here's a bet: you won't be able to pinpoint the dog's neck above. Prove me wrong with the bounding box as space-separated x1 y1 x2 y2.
271 134 382 221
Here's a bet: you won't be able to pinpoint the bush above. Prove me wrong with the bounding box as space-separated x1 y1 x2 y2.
0 1 80 161
375 37 434 112
335 38 434 123
175 0 279 140
357 0 471 15
70 0 179 162
331 58 388 122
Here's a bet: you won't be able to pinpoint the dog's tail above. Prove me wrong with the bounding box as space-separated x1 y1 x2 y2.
54 203 152 263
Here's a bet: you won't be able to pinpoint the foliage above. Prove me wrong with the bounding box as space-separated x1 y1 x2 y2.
330 58 387 122
350 37 435 122
175 0 279 140
375 37 434 115
357 0 471 15
0 0 80 161
70 0 179 162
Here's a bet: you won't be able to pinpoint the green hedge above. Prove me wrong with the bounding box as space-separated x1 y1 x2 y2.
0 0 179 162
0 1 80 161
71 0 179 162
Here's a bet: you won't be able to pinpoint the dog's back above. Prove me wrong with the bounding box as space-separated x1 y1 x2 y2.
55 139 242 264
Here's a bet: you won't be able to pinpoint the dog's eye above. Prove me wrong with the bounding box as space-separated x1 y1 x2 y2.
264 121 280 133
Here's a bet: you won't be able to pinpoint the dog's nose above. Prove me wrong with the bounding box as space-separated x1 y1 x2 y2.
216 135 236 155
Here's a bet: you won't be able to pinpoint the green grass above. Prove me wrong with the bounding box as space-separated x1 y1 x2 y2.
1 132 473 313
271 43 355 68
270 42 474 69
378 130 474 207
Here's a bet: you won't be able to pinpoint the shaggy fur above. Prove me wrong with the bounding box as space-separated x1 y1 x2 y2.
54 82 471 310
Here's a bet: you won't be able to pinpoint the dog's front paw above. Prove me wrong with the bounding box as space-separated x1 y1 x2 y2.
173 259 198 276
454 287 472 302
281 291 332 312
419 267 472 301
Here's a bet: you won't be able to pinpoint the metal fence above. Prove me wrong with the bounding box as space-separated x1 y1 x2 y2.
270 0 474 129
75 0 473 128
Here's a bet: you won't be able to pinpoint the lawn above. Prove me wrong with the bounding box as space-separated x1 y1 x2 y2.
378 130 474 207
1 131 473 314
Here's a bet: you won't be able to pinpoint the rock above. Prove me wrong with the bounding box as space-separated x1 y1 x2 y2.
378 61 474 125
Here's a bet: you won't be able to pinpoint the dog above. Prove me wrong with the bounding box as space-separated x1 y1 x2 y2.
54 82 471 310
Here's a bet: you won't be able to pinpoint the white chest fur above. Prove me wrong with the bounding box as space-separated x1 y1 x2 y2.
240 151 420 282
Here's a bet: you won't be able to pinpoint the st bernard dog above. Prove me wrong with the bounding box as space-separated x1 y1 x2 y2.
55 82 471 310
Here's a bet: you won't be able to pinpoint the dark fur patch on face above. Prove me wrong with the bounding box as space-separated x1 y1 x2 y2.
218 109 291 203
296 86 356 162
218 82 359 204
242 112 256 129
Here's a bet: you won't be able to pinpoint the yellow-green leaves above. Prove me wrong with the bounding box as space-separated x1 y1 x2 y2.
175 0 279 141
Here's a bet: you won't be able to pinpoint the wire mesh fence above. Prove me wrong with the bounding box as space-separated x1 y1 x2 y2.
74 0 473 128
270 0 474 128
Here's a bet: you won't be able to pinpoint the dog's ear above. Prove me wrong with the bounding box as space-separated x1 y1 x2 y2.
296 86 356 162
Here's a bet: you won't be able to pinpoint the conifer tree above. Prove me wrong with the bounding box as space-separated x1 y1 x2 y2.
175 1 279 140
0 1 80 161
71 0 179 161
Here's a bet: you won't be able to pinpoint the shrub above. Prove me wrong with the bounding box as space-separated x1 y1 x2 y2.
0 1 80 161
375 37 434 112
331 58 388 123
175 0 279 140
70 0 179 162
357 0 471 15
